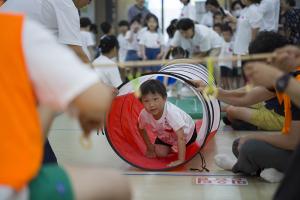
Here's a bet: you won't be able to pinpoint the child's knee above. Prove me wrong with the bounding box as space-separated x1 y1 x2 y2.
155 145 170 157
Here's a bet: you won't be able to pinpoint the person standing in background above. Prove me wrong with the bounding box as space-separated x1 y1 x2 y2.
258 0 280 32
280 0 300 45
179 0 196 22
80 17 96 61
117 20 130 62
1 0 91 64
128 0 150 24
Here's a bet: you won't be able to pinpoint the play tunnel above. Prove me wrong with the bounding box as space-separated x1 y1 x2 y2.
105 63 221 170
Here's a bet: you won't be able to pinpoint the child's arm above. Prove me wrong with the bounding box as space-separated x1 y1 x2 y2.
140 45 147 60
138 125 156 157
156 46 165 59
168 128 186 167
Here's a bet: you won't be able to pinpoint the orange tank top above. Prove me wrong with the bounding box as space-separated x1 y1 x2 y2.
0 13 43 190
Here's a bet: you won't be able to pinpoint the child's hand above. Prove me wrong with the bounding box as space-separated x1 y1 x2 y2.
145 145 156 158
167 159 184 167
156 53 164 59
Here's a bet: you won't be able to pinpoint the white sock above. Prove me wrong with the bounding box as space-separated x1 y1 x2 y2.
214 154 237 170
260 168 284 183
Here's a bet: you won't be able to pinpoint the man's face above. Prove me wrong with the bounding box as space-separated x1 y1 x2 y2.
136 0 145 6
179 28 194 39
74 0 91 9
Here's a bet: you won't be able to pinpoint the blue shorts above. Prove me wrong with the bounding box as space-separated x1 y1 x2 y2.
145 47 161 72
125 50 141 61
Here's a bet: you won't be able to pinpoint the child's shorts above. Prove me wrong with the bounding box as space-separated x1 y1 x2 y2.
232 67 242 77
155 128 197 147
249 103 284 131
29 164 74 200
220 66 233 77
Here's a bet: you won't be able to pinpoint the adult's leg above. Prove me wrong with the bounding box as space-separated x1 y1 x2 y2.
232 139 293 174
64 166 131 200
274 144 300 200
226 106 254 123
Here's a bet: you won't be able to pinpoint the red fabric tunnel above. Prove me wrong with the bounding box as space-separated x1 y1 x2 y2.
106 93 217 170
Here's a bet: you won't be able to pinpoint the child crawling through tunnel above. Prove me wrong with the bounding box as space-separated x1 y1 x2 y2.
137 79 197 167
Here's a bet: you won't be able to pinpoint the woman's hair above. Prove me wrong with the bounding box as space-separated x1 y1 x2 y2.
205 0 220 8
165 47 189 59
99 35 119 54
177 18 194 31
145 13 159 32
166 19 178 38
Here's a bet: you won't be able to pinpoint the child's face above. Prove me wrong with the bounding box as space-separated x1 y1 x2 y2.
141 93 166 117
147 18 158 32
213 26 222 36
180 28 194 39
214 15 223 24
222 31 232 42
119 25 128 34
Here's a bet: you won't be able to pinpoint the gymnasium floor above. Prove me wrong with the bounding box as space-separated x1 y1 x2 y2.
49 113 279 200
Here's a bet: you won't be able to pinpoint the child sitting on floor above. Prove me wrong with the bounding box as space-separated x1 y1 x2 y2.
137 79 197 167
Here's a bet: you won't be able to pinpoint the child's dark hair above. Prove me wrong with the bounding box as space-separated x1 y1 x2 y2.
140 79 167 99
205 0 220 8
145 13 159 32
221 24 233 33
90 24 98 34
231 0 244 10
165 47 189 59
249 31 289 54
213 23 222 30
177 18 195 31
248 0 262 4
284 0 296 6
99 35 119 54
118 20 129 28
80 17 92 28
100 22 112 34
130 14 142 25
167 19 178 38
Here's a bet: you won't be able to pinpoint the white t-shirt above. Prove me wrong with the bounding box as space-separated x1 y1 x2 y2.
125 30 140 51
258 0 280 32
138 101 195 146
200 11 213 27
93 55 123 88
80 30 96 61
233 4 263 55
139 30 164 49
218 39 234 69
180 3 196 21
1 0 82 46
171 24 222 55
23 19 99 110
117 33 128 62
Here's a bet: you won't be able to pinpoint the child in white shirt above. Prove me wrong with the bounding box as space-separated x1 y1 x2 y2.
219 25 234 89
93 36 123 87
138 80 197 167
179 0 196 21
117 20 129 62
139 14 164 72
